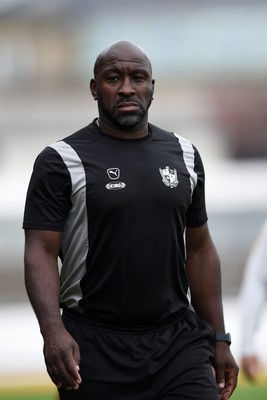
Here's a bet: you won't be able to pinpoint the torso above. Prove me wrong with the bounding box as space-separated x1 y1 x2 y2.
23 120 207 326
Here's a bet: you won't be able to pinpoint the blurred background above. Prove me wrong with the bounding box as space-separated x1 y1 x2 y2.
1 0 267 397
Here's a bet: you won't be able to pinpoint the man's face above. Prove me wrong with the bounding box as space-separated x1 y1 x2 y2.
91 48 155 129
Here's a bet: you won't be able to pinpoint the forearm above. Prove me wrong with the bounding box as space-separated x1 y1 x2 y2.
24 231 64 337
24 230 81 390
186 233 226 333
186 225 239 397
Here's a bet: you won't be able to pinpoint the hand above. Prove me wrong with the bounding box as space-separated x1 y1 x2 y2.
214 342 239 400
241 355 260 381
43 327 82 390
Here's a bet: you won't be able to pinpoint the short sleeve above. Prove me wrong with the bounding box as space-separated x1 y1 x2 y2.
23 146 72 231
185 147 208 228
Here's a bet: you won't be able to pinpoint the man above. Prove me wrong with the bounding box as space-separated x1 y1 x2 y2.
23 40 238 399
239 219 267 381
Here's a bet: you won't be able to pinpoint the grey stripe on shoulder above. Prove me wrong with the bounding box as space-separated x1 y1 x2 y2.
48 140 88 312
173 133 197 195
48 141 86 195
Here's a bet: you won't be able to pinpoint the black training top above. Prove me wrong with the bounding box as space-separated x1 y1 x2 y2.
23 119 207 327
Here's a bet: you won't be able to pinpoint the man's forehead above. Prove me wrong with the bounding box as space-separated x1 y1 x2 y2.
102 56 150 69
94 42 152 76
101 50 150 67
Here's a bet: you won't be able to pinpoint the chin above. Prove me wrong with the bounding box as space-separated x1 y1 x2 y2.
116 113 143 127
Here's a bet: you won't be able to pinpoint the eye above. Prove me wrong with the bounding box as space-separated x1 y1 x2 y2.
133 75 146 83
106 75 120 83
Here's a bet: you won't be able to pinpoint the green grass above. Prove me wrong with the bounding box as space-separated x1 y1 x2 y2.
0 386 57 400
0 382 266 400
232 385 267 400
0 395 56 400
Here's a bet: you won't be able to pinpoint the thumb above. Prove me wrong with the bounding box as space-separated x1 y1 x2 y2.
217 376 225 391
215 364 225 391
73 342 80 367
72 343 81 383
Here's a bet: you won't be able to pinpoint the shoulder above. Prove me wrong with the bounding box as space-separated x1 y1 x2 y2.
149 123 179 142
150 123 203 166
149 123 197 149
62 121 99 143
36 121 100 164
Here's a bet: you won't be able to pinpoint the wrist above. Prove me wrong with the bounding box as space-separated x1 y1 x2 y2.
215 332 231 346
40 315 64 337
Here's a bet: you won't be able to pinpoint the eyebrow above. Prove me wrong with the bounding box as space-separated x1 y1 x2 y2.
101 65 151 76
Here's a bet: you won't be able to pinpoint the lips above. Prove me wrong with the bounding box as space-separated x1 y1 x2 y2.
116 101 139 111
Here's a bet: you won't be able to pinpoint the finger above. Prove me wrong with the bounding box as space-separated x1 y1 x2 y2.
62 354 82 388
217 379 225 391
63 359 81 386
72 345 82 384
219 372 238 400
75 364 82 384
47 358 80 390
44 338 81 390
220 385 236 400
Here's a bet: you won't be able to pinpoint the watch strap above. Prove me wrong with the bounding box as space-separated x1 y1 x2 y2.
215 332 231 345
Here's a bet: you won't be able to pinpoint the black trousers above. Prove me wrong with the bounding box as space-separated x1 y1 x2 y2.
59 309 218 400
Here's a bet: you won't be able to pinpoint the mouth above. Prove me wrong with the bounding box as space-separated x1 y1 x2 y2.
116 102 139 111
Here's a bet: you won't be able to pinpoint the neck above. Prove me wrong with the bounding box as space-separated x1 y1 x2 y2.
97 118 149 140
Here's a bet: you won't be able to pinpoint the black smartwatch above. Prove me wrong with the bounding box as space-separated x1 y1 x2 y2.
215 333 231 345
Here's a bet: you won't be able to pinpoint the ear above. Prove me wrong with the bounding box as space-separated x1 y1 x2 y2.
151 79 155 99
90 79 98 100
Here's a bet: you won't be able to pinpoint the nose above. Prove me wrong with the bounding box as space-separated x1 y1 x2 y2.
118 77 135 96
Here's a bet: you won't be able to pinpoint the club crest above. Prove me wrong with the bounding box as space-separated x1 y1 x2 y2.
159 166 179 188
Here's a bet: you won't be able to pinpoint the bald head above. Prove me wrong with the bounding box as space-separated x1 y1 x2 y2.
93 41 152 78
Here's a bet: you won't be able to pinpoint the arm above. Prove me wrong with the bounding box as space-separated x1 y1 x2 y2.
185 223 239 400
24 229 81 390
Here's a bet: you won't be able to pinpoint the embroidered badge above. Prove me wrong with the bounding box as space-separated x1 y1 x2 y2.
159 166 179 188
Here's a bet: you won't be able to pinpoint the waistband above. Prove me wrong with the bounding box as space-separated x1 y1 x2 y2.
62 307 189 334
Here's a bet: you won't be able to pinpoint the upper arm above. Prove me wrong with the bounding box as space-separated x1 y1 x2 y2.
185 223 220 285
185 223 223 322
186 223 214 256
24 229 62 260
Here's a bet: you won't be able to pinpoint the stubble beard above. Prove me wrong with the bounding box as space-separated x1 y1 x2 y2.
115 110 145 127
99 97 153 128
